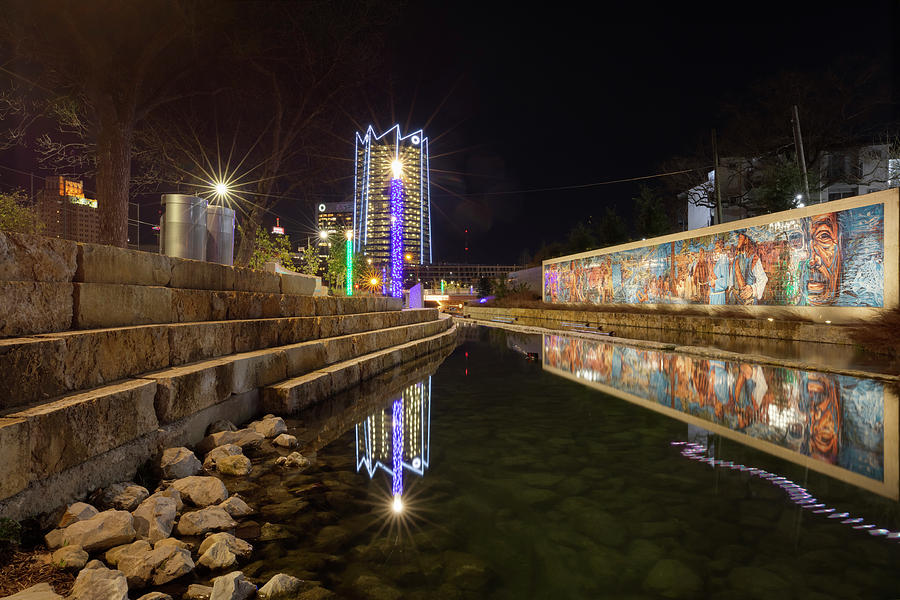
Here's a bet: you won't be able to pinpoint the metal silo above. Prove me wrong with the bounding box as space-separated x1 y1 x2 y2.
160 194 208 261
206 204 236 265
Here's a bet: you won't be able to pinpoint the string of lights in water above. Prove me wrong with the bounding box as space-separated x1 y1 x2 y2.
671 441 899 540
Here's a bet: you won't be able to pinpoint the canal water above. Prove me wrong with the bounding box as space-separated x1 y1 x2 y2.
235 324 900 599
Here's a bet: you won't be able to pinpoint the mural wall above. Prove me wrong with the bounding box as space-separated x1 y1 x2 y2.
542 334 886 484
543 202 886 308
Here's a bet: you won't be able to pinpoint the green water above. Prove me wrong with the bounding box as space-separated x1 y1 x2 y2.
237 326 900 599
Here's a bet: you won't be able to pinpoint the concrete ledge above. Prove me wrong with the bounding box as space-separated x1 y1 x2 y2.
0 281 73 336
4 379 159 485
0 230 77 283
76 243 172 286
280 272 318 295
262 321 458 415
464 305 856 345
148 359 236 425
233 266 281 294
74 283 173 329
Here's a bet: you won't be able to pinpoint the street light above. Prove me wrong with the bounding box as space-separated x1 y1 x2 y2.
319 230 329 240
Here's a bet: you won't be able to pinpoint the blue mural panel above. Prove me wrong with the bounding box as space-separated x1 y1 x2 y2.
543 204 885 308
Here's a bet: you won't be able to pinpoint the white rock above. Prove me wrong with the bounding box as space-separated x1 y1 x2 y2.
211 571 257 600
48 510 135 552
105 539 152 567
184 584 214 600
273 434 297 448
197 540 238 570
2 582 62 599
170 476 228 507
160 447 202 479
216 454 252 476
148 488 184 513
176 507 237 536
51 544 88 571
132 495 177 543
68 565 129 600
116 543 194 588
203 444 244 471
218 496 254 518
258 573 304 599
198 532 252 559
57 502 98 528
136 593 174 600
198 430 264 455
249 417 287 439
93 482 149 511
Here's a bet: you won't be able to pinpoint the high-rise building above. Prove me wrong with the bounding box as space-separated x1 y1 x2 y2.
352 125 431 267
315 200 354 260
36 176 100 243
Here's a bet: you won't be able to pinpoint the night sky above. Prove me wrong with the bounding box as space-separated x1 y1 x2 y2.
382 2 897 264
0 2 896 265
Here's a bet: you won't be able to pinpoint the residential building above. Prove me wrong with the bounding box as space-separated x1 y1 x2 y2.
36 176 99 243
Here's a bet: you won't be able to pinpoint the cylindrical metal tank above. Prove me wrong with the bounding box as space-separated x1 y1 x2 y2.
160 194 207 261
206 204 236 265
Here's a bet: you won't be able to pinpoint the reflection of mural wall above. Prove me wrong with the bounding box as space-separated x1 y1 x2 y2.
544 202 886 308
542 334 885 481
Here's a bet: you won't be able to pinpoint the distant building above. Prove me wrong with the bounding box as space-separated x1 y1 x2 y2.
407 263 522 290
36 176 99 243
315 200 353 260
352 125 431 266
684 145 900 230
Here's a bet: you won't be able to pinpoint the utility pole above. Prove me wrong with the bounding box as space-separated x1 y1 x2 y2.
712 129 723 225
792 105 812 204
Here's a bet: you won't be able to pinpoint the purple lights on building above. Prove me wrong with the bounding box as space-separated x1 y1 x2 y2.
390 177 404 298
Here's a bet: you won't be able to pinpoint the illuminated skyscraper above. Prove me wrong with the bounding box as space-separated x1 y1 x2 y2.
353 125 432 269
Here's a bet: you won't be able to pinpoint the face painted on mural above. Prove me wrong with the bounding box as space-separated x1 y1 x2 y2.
807 213 842 306
806 372 841 464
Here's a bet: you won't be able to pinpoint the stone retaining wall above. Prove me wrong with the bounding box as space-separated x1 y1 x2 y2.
463 305 854 345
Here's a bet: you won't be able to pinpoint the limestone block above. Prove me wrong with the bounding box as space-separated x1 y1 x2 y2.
324 362 360 396
280 294 315 317
168 321 234 366
0 281 73 336
0 418 30 500
233 319 282 353
172 288 216 322
0 336 66 409
8 380 158 480
261 371 332 415
283 341 327 377
0 230 77 282
279 272 318 296
74 283 172 329
41 325 170 393
277 316 318 346
313 296 336 316
117 543 194 587
149 359 235 425
76 243 172 286
233 267 280 294
170 258 234 291
260 293 284 318
226 292 264 320
230 349 287 395
322 335 356 365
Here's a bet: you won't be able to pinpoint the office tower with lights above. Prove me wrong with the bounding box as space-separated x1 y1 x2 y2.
315 200 354 260
353 125 432 272
36 176 100 243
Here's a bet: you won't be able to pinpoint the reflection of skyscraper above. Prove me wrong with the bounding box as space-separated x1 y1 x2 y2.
353 125 431 267
355 378 431 496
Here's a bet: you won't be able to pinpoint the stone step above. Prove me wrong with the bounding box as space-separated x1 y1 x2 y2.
261 320 457 415
0 316 452 505
0 308 437 410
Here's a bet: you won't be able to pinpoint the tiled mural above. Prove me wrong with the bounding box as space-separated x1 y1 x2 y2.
544 204 885 307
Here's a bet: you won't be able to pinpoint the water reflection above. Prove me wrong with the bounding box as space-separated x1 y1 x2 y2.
542 332 897 497
355 378 431 506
